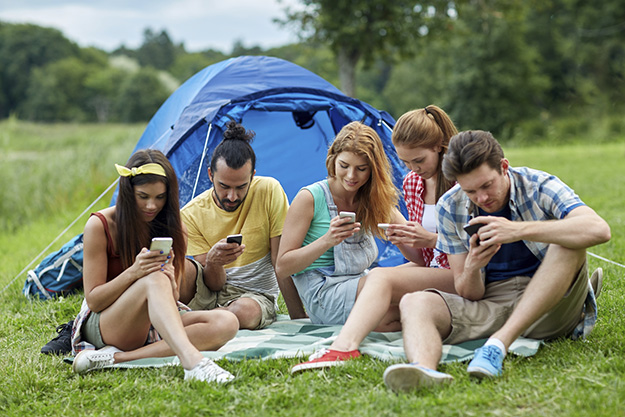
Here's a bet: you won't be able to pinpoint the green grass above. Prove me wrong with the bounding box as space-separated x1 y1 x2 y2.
1 120 624 416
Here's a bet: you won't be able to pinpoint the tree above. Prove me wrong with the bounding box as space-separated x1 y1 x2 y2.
136 28 179 71
84 66 128 122
442 0 549 134
21 57 94 121
115 68 170 122
0 22 80 117
169 50 226 82
277 0 451 97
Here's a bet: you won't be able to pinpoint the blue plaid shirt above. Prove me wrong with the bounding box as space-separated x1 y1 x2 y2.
436 166 584 260
435 166 596 339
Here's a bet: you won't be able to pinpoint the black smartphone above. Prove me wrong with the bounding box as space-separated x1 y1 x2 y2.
463 223 485 237
226 234 243 245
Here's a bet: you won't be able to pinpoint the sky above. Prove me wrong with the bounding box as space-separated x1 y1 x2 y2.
0 0 302 53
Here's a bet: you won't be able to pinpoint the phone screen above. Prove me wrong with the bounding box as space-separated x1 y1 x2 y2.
226 234 242 245
150 237 173 253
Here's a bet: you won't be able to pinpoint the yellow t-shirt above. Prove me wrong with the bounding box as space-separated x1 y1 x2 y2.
181 176 288 297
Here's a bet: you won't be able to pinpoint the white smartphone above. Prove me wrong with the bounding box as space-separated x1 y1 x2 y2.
226 234 243 245
339 211 356 223
150 237 173 253
378 223 390 231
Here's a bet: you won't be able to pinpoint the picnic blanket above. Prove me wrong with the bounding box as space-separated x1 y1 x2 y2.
65 315 542 368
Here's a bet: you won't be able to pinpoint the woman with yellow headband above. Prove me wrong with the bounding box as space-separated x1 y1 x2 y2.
70 149 239 384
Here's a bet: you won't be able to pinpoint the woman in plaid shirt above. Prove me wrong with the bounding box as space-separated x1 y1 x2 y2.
291 105 460 373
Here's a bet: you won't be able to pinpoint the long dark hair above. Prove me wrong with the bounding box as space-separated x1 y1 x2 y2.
115 149 185 280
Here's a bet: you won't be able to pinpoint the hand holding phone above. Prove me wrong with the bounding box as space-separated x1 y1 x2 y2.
378 223 390 231
226 234 243 245
150 237 173 253
339 211 356 223
463 223 485 243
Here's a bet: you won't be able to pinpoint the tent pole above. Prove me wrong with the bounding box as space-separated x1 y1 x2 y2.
380 118 394 133
191 122 212 200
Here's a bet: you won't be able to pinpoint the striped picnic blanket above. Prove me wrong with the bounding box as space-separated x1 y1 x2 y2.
66 316 542 368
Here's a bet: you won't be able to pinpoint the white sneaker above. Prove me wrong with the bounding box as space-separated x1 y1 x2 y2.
72 345 122 374
383 363 453 392
184 358 234 384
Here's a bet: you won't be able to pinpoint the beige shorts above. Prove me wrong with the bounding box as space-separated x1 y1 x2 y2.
430 261 589 345
186 259 276 329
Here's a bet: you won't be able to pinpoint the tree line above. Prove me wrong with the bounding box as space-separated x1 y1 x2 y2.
1 0 624 137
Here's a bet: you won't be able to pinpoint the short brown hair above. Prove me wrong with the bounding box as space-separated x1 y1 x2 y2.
442 130 504 181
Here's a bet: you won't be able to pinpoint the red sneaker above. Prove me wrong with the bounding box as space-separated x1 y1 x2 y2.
291 348 361 374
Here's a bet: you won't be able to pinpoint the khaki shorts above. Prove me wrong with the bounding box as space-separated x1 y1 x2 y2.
82 311 106 349
430 261 589 345
187 259 276 329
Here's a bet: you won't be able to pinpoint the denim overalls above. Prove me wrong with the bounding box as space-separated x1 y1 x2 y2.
293 180 378 324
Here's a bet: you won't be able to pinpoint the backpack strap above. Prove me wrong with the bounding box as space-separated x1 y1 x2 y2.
25 270 52 300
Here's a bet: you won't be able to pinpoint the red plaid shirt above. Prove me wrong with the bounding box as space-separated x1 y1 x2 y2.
402 171 450 269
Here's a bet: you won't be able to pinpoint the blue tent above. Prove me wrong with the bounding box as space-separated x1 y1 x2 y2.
124 55 408 266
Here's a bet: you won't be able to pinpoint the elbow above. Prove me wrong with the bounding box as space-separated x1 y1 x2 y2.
600 222 611 244
275 263 289 281
455 284 484 301
592 220 611 246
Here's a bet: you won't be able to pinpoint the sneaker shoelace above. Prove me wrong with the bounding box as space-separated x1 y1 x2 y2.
86 352 115 369
482 346 503 364
196 359 233 382
308 348 330 361
51 322 71 341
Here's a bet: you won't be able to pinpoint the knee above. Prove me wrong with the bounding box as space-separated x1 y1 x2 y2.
213 310 240 337
399 291 438 316
139 271 171 292
363 268 392 290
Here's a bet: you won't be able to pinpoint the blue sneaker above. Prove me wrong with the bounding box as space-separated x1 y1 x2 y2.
467 345 504 379
383 363 453 392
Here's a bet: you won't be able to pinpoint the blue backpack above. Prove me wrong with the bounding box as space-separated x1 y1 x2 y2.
23 234 84 300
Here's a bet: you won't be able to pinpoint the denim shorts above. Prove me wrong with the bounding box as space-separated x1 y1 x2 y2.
292 267 362 325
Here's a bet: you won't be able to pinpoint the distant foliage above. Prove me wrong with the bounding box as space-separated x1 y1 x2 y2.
1 1 625 136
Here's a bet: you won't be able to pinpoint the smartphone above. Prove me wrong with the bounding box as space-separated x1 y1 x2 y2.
339 211 356 223
150 237 173 253
463 223 485 237
226 234 243 245
378 223 390 231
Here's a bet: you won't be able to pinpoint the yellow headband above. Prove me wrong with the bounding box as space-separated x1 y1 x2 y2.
115 163 166 178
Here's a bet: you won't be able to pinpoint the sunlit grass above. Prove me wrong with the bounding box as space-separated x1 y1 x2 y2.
0 119 624 416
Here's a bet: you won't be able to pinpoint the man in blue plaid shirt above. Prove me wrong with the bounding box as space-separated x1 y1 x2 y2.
383 130 611 392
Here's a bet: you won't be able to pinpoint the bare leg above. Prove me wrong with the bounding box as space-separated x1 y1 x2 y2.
100 272 227 370
399 291 452 369
113 310 239 363
223 298 263 330
491 245 586 349
179 258 198 305
329 263 455 352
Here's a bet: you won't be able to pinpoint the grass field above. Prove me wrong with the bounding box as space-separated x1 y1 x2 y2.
0 120 624 416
